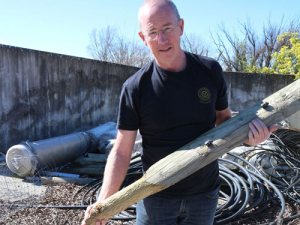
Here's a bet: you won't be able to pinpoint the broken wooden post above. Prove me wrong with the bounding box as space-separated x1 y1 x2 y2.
85 79 300 224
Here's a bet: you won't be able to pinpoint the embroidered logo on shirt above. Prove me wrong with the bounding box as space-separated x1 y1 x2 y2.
198 87 211 103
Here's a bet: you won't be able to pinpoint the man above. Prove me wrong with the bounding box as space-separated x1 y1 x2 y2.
82 0 277 224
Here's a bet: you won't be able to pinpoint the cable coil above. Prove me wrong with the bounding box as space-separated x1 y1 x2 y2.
2 129 300 224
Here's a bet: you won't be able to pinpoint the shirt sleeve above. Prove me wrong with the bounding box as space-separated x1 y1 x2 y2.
214 63 229 111
116 82 139 130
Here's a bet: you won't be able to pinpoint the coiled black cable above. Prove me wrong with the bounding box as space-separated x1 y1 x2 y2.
2 129 299 224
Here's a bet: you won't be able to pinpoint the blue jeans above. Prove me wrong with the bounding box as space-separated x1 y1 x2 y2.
136 189 219 225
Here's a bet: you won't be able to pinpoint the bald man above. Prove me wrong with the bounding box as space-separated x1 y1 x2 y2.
82 1 277 224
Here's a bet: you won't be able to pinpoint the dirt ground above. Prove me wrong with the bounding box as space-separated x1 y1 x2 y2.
1 183 300 225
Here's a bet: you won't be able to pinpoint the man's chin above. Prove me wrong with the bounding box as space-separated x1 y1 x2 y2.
157 48 174 58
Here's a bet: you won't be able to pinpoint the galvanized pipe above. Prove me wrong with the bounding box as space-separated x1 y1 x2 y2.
6 122 117 177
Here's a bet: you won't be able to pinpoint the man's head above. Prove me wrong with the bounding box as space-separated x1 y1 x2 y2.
138 0 180 29
138 0 185 71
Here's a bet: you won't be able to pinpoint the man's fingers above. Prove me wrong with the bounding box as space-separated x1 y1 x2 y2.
247 130 254 144
256 119 269 133
81 205 93 225
252 119 268 138
82 204 105 225
246 119 278 146
249 122 259 140
253 119 273 141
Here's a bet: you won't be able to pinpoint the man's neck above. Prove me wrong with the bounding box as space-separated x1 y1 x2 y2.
156 51 186 72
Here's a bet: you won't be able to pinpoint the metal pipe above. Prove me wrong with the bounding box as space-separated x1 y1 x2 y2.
6 122 117 177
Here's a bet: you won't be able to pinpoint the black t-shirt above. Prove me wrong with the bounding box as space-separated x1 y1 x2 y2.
117 52 228 198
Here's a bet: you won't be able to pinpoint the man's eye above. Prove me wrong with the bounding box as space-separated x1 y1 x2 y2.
164 27 172 33
149 31 157 36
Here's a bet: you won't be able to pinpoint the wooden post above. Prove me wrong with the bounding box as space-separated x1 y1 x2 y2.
85 79 300 224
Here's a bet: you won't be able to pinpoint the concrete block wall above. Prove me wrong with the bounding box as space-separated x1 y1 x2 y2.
0 45 139 153
224 72 295 112
0 44 297 153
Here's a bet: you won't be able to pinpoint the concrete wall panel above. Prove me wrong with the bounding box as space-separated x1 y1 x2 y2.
0 45 139 153
0 44 297 153
223 72 295 111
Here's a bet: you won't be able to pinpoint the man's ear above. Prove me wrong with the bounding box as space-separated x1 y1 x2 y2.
138 31 148 46
179 19 184 36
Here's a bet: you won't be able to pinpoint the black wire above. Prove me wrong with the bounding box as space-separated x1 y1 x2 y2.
5 130 299 223
224 151 286 224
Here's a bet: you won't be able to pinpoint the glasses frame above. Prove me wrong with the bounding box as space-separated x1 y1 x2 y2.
143 22 180 41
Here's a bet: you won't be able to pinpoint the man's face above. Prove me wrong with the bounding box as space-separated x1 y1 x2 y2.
138 4 184 68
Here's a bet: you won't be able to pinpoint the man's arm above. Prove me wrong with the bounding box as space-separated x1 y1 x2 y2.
215 107 232 126
98 129 138 200
82 129 137 225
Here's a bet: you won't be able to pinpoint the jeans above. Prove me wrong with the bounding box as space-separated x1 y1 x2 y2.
136 189 219 225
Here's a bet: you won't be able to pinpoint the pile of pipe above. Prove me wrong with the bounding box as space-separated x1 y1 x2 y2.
4 124 300 223
69 128 300 224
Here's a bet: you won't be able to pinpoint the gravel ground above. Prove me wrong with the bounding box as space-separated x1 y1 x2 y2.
1 183 300 225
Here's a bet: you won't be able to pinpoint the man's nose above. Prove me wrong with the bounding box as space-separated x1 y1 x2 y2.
157 30 168 43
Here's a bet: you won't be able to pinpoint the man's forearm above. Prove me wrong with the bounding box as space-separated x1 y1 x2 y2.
97 129 137 202
98 148 132 201
216 107 232 126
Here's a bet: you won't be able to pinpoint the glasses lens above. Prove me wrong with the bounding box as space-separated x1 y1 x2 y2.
146 24 179 40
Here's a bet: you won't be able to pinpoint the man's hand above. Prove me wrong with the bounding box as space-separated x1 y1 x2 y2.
81 204 106 225
81 130 137 225
244 119 278 146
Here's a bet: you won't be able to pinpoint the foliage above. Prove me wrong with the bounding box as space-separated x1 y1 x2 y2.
272 32 300 79
87 17 300 75
211 16 300 74
246 32 300 80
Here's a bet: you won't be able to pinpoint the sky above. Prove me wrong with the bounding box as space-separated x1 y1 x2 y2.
0 0 299 59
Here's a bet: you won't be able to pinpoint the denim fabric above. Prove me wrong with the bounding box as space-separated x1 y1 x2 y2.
136 188 219 225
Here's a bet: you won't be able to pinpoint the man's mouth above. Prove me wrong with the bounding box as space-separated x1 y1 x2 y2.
159 47 172 52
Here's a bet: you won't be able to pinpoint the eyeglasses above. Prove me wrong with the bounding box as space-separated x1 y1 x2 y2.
143 24 180 41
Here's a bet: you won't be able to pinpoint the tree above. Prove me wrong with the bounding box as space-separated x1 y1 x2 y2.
273 32 300 79
87 26 152 68
210 16 300 72
251 32 300 80
211 23 249 72
181 33 211 56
